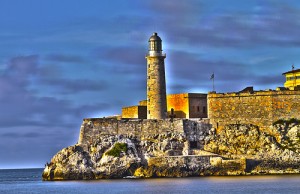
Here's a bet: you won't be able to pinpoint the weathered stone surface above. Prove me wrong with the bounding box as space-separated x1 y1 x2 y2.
208 90 300 130
146 55 167 119
43 119 300 180
204 122 300 174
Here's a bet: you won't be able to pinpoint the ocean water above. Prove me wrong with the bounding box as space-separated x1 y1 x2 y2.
0 169 300 194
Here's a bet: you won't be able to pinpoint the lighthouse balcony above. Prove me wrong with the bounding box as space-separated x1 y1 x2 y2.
146 52 166 57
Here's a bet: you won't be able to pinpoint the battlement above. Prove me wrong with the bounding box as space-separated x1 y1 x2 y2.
208 89 300 98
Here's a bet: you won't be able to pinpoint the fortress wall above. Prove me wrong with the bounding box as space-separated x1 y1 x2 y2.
208 90 300 131
122 106 139 119
121 106 147 119
78 118 211 148
167 93 189 118
188 93 208 118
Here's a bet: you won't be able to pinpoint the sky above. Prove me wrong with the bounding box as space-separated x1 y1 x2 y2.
1 0 300 169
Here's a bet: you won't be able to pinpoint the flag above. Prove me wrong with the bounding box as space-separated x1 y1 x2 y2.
210 73 214 80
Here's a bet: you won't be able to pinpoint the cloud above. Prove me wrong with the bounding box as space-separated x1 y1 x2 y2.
164 49 287 93
141 1 300 48
0 55 115 168
168 50 247 80
40 78 108 94
1 132 41 138
1 1 298 168
94 46 146 74
45 54 86 63
0 55 109 128
255 75 284 86
100 46 145 65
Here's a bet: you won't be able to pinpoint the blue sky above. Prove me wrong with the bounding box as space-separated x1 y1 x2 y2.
1 0 300 168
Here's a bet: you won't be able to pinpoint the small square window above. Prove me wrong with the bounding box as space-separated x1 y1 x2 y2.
190 141 197 149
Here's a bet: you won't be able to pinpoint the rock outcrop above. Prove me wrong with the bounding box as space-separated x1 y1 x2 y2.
43 119 300 180
204 122 300 174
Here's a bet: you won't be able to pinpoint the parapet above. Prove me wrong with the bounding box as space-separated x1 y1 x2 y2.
208 88 300 98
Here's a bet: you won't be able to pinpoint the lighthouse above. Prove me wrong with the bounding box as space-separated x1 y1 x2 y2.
146 32 167 119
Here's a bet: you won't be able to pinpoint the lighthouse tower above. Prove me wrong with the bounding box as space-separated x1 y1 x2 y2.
146 32 167 119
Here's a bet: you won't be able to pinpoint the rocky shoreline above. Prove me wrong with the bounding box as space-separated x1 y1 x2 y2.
42 119 300 180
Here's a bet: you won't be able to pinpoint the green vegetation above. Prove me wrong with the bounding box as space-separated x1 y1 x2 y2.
106 143 127 157
273 118 300 125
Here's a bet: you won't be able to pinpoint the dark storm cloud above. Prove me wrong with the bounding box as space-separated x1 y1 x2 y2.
98 46 145 66
77 102 113 115
168 50 248 81
146 0 202 16
2 0 299 169
45 54 86 63
143 1 300 48
166 49 286 93
0 55 108 128
1 132 41 138
95 46 147 75
0 55 114 168
255 75 284 86
40 78 108 94
7 55 38 76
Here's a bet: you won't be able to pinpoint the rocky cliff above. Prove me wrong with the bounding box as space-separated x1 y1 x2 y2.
42 119 300 180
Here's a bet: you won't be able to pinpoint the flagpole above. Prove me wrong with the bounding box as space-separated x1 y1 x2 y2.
213 75 215 92
211 72 215 92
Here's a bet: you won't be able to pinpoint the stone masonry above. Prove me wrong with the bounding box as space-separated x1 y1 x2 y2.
208 90 300 131
146 33 167 119
78 118 212 156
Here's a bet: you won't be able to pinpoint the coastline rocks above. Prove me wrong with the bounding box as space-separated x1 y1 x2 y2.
42 145 95 180
43 138 143 180
204 123 300 174
43 120 300 180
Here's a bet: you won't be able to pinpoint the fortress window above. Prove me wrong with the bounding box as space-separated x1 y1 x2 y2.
148 76 150 79
190 141 197 149
148 87 150 91
203 106 206 114
148 64 150 68
197 106 200 112
290 77 295 80
148 110 150 114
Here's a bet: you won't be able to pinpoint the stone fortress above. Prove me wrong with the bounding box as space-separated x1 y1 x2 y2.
121 32 300 130
43 32 300 180
80 32 300 154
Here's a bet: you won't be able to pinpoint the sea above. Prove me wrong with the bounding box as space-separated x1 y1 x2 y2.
0 168 300 194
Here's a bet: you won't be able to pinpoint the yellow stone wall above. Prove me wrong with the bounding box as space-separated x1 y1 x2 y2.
167 93 189 118
208 90 300 131
139 100 147 106
167 93 208 118
122 106 147 119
